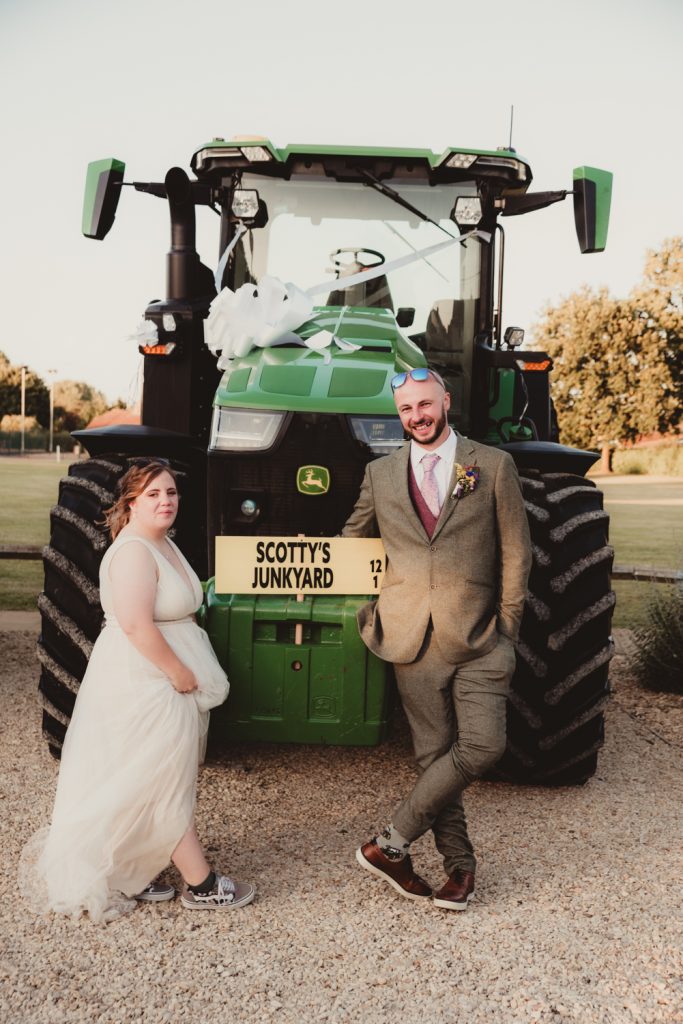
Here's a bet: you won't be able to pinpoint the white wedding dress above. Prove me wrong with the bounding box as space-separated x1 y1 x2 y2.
20 534 229 924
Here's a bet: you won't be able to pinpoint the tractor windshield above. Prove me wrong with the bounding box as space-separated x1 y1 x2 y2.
235 175 482 343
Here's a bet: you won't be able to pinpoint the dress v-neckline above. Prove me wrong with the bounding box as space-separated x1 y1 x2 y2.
119 533 196 602
156 538 196 601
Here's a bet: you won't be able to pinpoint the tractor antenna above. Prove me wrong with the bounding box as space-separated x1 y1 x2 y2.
509 105 515 152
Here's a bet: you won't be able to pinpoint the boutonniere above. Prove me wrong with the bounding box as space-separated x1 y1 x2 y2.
451 463 479 499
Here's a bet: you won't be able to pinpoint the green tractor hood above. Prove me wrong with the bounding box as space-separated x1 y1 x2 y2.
214 306 426 415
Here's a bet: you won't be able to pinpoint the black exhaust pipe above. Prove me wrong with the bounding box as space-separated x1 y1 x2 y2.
165 167 198 301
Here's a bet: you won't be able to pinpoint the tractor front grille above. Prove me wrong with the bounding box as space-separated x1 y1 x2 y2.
207 413 377 573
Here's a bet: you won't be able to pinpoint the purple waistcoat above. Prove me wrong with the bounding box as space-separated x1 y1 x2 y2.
408 462 439 538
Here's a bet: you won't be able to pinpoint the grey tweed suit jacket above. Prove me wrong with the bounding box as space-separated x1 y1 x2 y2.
342 432 532 665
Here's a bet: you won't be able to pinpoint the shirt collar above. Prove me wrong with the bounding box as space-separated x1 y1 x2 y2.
410 428 457 468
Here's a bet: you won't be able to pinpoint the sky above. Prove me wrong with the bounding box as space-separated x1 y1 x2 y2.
1 0 681 404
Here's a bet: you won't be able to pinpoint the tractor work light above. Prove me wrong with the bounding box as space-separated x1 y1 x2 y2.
240 146 273 163
210 407 286 452
444 153 477 169
231 190 260 219
452 196 482 230
475 155 527 181
504 326 525 349
348 416 406 454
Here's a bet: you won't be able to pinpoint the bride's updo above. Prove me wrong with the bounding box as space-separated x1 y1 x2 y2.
103 460 177 539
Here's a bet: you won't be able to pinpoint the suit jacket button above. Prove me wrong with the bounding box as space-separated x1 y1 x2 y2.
430 584 436 590
430 545 436 551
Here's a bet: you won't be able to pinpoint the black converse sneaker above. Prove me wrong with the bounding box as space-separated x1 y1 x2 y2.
180 874 255 910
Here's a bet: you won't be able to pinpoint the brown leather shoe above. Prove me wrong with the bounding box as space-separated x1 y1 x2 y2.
356 839 432 901
433 869 475 911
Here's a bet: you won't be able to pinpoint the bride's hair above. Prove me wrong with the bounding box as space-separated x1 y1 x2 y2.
103 460 178 539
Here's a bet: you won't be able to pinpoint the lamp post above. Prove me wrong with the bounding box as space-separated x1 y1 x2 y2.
47 369 57 453
20 365 26 455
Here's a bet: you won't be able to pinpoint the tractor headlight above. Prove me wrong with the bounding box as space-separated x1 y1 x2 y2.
210 407 287 452
349 416 405 454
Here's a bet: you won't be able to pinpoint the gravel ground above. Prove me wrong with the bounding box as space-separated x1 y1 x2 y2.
1 627 681 1024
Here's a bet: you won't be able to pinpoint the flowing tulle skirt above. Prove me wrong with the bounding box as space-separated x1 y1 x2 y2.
20 620 228 924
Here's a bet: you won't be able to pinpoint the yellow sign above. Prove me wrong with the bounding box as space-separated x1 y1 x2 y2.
215 536 387 595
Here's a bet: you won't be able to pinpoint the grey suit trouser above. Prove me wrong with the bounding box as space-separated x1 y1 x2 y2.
391 626 516 875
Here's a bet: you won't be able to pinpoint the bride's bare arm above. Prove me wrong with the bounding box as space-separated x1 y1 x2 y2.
109 542 198 693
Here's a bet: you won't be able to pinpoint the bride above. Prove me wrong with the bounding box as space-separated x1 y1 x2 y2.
21 459 254 922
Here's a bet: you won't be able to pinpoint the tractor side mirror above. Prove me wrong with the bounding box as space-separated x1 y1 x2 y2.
396 307 415 328
572 166 612 253
82 158 125 240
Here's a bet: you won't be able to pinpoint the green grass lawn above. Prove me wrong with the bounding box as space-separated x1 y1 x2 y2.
1 458 681 627
596 477 682 629
0 457 76 610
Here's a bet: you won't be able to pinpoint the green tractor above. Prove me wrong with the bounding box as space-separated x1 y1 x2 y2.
38 138 615 785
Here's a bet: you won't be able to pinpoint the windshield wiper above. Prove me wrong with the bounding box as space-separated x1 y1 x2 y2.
356 168 457 239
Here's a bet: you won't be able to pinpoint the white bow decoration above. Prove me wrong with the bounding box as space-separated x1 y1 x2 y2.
128 320 159 345
204 276 316 369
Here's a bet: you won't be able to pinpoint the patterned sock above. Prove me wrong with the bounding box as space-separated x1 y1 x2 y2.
376 824 410 861
187 870 216 895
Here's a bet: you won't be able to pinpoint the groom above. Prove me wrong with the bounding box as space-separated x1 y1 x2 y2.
342 367 531 910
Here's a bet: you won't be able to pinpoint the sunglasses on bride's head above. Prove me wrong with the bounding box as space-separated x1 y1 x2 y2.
391 368 446 392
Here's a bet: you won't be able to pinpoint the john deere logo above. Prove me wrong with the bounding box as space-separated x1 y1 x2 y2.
297 465 330 495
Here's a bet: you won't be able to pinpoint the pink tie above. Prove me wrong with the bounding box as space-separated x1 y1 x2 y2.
420 453 441 517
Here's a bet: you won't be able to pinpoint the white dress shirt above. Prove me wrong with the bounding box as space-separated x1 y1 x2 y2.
410 428 458 509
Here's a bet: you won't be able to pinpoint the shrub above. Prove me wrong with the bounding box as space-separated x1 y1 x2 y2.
633 585 683 694
612 443 683 477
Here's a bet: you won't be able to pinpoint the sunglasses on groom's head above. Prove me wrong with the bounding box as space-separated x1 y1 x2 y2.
391 368 447 392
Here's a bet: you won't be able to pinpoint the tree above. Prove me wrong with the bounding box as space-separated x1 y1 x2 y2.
53 380 108 432
534 238 682 465
0 351 49 427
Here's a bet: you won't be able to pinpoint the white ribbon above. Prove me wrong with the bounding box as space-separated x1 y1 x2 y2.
128 320 158 345
204 228 490 366
304 228 490 297
214 221 248 294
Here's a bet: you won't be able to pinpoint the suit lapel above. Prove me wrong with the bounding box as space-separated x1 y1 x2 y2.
431 433 476 541
391 445 427 540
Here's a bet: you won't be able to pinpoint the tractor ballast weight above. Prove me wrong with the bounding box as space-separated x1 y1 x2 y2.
39 140 615 785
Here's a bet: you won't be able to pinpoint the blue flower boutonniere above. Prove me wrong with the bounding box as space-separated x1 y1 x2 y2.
451 463 480 499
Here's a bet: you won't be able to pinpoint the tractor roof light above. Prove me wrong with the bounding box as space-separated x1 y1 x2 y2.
193 146 242 171
504 326 525 349
452 196 482 231
475 155 528 181
444 152 478 170
240 145 273 163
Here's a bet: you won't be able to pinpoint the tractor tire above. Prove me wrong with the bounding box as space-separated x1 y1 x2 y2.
37 454 193 758
498 470 616 785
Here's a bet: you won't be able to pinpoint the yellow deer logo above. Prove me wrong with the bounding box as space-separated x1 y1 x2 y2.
297 465 330 495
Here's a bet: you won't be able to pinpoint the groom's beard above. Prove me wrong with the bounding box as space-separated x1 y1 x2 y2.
405 408 448 446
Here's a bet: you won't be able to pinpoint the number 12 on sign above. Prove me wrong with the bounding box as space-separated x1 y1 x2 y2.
370 557 386 589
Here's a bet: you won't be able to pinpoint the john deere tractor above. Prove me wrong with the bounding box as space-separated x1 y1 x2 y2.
38 138 615 785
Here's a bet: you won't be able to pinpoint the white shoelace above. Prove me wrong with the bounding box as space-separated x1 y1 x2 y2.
207 875 236 904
